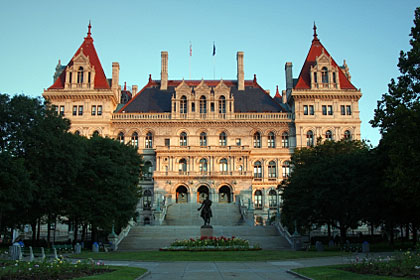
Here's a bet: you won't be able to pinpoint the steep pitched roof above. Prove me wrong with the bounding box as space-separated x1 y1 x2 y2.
48 24 110 90
294 26 356 90
118 79 286 113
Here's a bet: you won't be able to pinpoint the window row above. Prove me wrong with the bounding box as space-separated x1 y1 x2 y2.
305 130 352 146
178 95 229 114
303 104 352 116
65 105 103 116
254 189 281 210
117 131 289 149
253 161 290 179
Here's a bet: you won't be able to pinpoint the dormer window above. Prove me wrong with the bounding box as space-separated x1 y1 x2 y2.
180 96 187 114
321 67 328 83
77 67 84 84
333 72 337 84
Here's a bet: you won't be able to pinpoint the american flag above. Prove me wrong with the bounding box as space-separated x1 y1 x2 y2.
189 41 192 57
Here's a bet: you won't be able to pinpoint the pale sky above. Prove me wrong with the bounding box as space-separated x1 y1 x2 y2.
1 0 418 146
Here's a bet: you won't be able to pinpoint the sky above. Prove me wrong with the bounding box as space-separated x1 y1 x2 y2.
0 0 418 146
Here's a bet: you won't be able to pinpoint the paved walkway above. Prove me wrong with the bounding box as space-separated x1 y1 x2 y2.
102 253 391 280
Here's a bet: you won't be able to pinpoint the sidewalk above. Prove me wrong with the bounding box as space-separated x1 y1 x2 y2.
100 253 393 280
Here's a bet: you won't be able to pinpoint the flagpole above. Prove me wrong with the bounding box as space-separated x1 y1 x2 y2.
212 41 216 80
189 41 192 80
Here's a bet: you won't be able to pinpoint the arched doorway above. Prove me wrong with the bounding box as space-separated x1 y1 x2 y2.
219 185 232 203
197 185 209 203
176 185 188 203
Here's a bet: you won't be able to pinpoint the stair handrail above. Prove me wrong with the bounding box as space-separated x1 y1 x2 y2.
238 197 253 226
274 218 293 247
113 219 135 250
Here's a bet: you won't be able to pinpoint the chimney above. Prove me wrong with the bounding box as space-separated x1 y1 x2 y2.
237 51 244 91
132 85 138 96
285 62 293 90
282 90 287 104
112 62 120 90
161 51 168 90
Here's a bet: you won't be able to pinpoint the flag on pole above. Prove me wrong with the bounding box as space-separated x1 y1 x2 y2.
212 41 216 56
189 41 192 56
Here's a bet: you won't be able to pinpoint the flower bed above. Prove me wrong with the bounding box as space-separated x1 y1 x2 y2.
345 246 420 278
0 257 112 280
160 236 261 251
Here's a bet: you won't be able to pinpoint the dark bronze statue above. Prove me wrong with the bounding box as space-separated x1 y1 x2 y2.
197 197 212 226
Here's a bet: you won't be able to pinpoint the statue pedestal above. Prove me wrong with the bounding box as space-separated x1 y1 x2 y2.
200 226 213 238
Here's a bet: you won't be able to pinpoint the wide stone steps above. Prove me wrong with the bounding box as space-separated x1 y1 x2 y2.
118 225 290 251
163 202 243 226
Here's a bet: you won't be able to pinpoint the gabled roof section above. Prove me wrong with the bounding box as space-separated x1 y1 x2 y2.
48 23 110 90
118 79 286 113
294 25 356 90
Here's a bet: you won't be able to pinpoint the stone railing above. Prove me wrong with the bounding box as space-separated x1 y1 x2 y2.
112 112 293 121
111 219 136 251
274 219 293 247
238 197 254 226
153 199 168 225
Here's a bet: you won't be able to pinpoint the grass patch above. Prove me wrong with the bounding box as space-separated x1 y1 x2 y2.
293 264 416 280
70 250 348 262
74 266 147 280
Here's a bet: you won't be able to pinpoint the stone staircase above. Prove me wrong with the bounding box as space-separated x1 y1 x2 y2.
163 202 243 226
118 202 290 251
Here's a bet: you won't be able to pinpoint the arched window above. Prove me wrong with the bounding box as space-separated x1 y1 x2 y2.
268 189 277 209
322 67 328 83
333 72 337 84
200 132 207 147
282 161 290 178
268 161 277 178
77 67 84 84
92 130 99 137
325 130 333 141
180 96 187 114
306 130 314 147
254 190 263 210
145 132 153 148
74 130 80 136
219 96 226 114
282 132 289 148
143 190 152 209
253 132 261 148
344 130 351 140
180 132 188 146
220 158 228 173
268 132 276 148
179 158 187 173
254 161 262 178
118 132 124 144
200 96 207 114
199 158 208 173
313 72 317 83
219 132 227 146
131 132 138 148
143 161 153 180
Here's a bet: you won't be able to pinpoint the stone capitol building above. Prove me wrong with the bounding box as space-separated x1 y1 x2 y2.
43 24 361 227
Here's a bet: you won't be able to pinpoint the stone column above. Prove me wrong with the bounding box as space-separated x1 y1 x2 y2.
161 51 168 90
237 52 244 91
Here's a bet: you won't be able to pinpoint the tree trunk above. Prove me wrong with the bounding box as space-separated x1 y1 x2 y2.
339 222 347 244
91 224 97 243
370 223 374 236
30 220 37 244
81 224 87 242
73 220 78 244
413 224 417 245
47 216 51 246
327 223 331 238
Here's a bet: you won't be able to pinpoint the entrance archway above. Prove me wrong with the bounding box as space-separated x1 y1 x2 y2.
176 185 188 203
197 185 209 203
219 185 232 203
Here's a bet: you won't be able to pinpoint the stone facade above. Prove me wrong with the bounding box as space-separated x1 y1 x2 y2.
43 24 361 225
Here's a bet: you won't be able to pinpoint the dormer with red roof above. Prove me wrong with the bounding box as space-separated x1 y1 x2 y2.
288 24 362 148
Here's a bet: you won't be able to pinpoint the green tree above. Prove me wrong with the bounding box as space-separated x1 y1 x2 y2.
281 140 371 242
371 7 420 243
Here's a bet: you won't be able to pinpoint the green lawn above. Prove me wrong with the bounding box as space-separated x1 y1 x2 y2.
74 266 147 280
293 265 417 280
71 250 348 262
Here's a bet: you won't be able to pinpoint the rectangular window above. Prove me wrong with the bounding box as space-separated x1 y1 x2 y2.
53 105 58 114
73 105 77 116
60 106 64 116
303 105 308 115
78 106 83 116
97 105 102 116
211 102 215 112
91 105 96 116
341 105 345 115
328 105 333 115
236 138 241 146
165 138 170 147
191 102 195 112
346 105 352 115
322 105 327 115
69 72 72 84
309 105 314 115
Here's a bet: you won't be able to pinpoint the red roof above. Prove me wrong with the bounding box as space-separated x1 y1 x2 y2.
48 25 110 90
294 31 356 90
274 85 281 98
